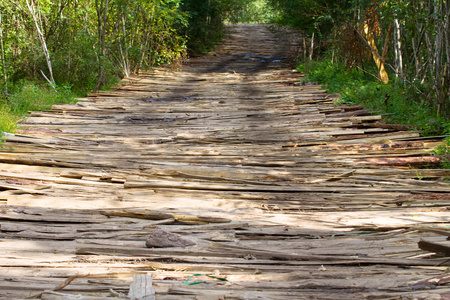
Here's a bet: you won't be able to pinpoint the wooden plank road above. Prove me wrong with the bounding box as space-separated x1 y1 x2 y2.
1 24 449 299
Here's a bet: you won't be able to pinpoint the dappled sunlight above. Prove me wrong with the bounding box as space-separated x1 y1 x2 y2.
0 23 449 299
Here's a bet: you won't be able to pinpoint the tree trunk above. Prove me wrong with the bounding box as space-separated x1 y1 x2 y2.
137 30 151 74
94 0 110 92
303 37 307 71
444 0 450 113
381 23 393 62
0 10 7 94
363 22 389 84
309 32 314 71
119 14 130 77
26 0 56 89
429 0 445 114
393 18 403 81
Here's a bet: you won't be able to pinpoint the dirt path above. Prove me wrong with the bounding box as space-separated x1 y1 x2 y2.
1 24 449 299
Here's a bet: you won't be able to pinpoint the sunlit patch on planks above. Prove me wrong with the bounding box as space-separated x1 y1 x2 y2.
0 24 449 300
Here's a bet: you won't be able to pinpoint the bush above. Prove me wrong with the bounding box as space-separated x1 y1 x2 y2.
0 82 77 136
182 0 233 54
8 82 76 116
0 104 18 134
299 60 449 135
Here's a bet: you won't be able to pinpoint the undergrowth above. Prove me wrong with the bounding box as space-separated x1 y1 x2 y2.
298 59 450 169
0 82 76 136
299 60 448 134
431 138 450 169
0 105 18 134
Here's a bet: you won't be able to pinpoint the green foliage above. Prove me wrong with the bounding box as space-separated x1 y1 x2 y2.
431 126 450 169
227 0 275 24
0 81 76 136
268 0 450 117
0 104 18 134
0 0 188 94
267 0 357 36
8 82 76 116
50 30 102 95
300 58 449 135
301 57 450 169
181 0 229 54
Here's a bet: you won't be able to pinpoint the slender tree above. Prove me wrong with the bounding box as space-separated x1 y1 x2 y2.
0 10 7 94
25 0 56 89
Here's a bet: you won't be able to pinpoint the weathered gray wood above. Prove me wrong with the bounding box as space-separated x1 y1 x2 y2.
0 23 449 300
128 273 155 300
41 291 128 300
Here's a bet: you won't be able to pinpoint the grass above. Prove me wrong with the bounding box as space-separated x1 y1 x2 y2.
0 105 18 134
431 138 450 169
299 60 448 134
298 59 450 169
0 82 77 135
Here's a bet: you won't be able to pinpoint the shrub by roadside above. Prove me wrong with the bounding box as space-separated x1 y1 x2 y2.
298 59 450 169
0 82 76 135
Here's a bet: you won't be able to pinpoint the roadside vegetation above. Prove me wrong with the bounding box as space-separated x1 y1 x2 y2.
0 0 189 135
227 0 275 24
0 0 254 135
0 82 76 133
269 0 450 167
299 60 449 136
299 59 450 168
